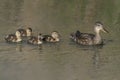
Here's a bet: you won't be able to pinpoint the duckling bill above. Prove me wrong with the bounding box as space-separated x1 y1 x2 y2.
70 22 109 45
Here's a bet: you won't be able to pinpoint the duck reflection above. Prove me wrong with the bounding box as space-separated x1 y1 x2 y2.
74 43 103 68
92 46 101 69
38 44 42 50
16 43 22 52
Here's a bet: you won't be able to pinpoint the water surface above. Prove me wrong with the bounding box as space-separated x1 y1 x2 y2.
0 0 120 80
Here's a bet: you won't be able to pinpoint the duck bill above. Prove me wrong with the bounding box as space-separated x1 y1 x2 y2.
102 28 109 33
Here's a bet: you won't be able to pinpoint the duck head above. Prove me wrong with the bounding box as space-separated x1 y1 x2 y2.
94 22 109 33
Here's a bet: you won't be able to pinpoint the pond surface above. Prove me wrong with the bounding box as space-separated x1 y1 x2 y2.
0 0 120 80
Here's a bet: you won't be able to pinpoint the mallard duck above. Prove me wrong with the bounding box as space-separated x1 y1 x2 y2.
4 31 22 43
17 27 32 37
42 31 60 42
70 22 109 45
27 33 43 45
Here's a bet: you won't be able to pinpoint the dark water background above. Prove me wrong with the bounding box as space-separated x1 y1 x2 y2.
0 0 120 80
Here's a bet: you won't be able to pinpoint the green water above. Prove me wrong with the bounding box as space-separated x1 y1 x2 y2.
0 0 120 80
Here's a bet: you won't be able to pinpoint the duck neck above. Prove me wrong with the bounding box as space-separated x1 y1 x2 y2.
94 31 102 44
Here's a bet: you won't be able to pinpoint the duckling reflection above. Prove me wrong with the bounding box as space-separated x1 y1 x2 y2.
70 22 109 45
42 31 60 42
16 43 22 52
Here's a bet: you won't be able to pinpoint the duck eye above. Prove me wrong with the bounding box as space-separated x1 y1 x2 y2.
97 24 101 26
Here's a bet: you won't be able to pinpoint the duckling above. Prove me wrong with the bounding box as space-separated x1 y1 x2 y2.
70 22 109 45
42 31 60 42
27 33 43 45
5 31 22 43
17 27 32 37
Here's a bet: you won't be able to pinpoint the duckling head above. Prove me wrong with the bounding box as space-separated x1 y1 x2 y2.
94 22 109 33
26 27 32 37
15 31 22 42
15 31 21 37
51 31 60 41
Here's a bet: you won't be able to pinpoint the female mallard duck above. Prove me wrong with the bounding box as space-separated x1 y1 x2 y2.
42 31 60 42
4 31 22 43
27 33 43 45
17 27 32 37
70 22 109 45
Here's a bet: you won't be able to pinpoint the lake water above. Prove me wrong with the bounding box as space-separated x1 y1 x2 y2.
0 0 120 80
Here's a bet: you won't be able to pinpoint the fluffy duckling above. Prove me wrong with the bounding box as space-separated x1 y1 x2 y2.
27 33 43 45
17 27 32 37
5 31 22 43
42 31 60 42
70 22 109 45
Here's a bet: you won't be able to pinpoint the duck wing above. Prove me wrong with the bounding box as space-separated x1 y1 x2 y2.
75 33 95 45
80 33 95 39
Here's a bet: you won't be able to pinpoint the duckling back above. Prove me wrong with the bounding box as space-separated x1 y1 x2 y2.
27 34 42 45
17 29 26 37
4 34 17 42
42 31 60 42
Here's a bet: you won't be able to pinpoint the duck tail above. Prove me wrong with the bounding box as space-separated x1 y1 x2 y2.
75 30 81 38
